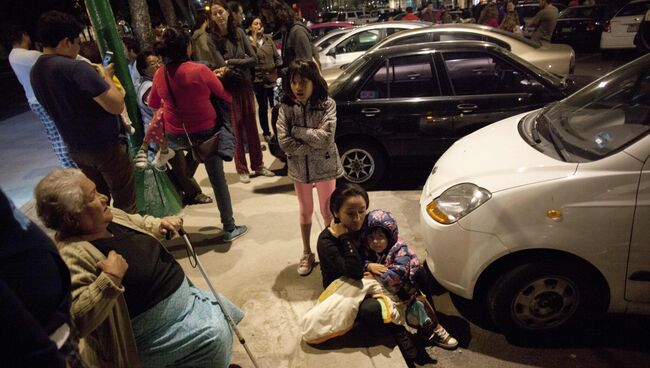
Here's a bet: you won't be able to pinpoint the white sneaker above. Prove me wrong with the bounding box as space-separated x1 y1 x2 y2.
297 253 315 276
152 149 175 171
255 167 275 177
429 325 458 350
239 173 251 183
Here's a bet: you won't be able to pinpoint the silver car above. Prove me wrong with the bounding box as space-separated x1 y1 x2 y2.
323 24 575 85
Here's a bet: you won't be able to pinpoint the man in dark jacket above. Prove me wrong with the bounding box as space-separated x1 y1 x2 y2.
260 0 320 76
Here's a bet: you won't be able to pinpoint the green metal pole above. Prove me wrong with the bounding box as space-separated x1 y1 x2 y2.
85 0 183 217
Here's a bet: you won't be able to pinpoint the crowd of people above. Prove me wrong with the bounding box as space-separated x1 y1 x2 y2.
1 0 462 366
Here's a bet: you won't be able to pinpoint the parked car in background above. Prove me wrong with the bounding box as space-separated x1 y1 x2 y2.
309 21 355 39
552 4 614 51
323 41 581 187
314 27 355 51
322 24 576 85
318 21 430 70
420 53 650 335
601 0 650 52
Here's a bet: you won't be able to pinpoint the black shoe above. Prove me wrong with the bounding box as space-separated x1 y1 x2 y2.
390 326 418 361
186 193 213 205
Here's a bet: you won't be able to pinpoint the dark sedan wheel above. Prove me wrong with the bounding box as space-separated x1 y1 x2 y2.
339 140 385 189
487 262 600 335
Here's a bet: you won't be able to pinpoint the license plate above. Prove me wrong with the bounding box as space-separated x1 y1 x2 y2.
562 27 572 32
628 23 639 32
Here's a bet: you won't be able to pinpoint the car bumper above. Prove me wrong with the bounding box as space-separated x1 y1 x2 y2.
420 204 509 300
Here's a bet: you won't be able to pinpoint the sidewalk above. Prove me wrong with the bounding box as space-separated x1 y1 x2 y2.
12 139 429 368
158 152 421 368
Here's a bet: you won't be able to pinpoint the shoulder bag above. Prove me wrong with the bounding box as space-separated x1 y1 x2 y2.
164 65 220 163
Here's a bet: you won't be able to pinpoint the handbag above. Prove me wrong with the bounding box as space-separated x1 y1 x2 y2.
164 66 220 163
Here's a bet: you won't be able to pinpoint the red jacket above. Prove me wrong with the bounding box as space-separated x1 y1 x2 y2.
402 13 420 21
149 62 232 134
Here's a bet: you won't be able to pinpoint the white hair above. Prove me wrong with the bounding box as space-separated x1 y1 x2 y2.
35 168 86 232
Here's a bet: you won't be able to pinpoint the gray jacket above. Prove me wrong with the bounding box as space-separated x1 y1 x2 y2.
277 97 343 183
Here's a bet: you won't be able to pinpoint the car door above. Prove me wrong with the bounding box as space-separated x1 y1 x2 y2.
438 50 553 139
627 151 650 303
345 52 456 159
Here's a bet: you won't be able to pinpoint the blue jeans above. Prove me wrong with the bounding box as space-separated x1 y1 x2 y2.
167 130 235 231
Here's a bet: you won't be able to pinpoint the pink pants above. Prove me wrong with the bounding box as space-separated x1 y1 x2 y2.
294 180 336 225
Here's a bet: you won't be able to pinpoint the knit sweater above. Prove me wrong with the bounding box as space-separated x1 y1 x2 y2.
57 209 163 368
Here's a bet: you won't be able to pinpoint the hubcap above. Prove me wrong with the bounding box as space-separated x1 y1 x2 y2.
341 148 375 183
511 276 579 330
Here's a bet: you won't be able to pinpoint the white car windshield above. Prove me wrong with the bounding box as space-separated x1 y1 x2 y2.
538 55 650 161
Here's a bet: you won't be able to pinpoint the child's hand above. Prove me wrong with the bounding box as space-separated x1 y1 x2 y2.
368 263 388 276
103 62 116 79
213 66 227 78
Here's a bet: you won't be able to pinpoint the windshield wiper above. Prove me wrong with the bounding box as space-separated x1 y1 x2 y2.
546 120 571 162
531 118 542 144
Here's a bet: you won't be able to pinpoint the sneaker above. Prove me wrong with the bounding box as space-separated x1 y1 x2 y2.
429 324 458 350
152 149 175 171
186 193 213 205
134 149 148 170
255 167 275 177
297 253 315 276
223 225 248 242
239 173 251 183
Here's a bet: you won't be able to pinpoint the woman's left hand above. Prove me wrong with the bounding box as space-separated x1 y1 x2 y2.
159 216 183 237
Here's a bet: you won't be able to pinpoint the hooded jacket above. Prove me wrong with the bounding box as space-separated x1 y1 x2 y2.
362 210 420 297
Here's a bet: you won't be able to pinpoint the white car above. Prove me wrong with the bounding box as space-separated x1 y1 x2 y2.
318 21 430 70
601 0 650 50
419 54 650 334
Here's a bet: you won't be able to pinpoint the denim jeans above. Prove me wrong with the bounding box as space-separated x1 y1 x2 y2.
253 84 274 136
167 130 235 231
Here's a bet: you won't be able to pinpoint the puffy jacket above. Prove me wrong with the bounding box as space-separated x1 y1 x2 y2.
362 209 420 297
277 97 343 183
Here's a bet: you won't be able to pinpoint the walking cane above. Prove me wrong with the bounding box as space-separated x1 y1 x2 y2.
171 227 261 368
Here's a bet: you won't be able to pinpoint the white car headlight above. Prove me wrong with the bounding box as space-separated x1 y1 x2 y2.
426 183 492 224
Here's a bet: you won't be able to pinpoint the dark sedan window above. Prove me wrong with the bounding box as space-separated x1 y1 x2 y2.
442 52 536 95
359 54 439 99
437 32 482 42
385 34 431 47
335 30 381 53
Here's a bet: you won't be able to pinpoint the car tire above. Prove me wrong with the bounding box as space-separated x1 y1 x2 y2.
338 140 386 189
487 261 602 335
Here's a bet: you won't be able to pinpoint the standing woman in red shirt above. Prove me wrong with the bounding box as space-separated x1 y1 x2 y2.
210 0 275 184
148 27 248 241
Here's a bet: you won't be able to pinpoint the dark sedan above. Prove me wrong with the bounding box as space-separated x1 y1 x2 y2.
552 5 614 51
270 41 581 188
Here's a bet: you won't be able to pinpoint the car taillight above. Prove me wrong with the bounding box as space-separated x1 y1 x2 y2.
585 20 595 31
604 20 611 32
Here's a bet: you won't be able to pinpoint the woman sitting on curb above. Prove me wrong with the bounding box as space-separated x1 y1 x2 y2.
35 168 244 368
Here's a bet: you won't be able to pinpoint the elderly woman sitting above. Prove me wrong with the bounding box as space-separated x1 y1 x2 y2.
35 168 244 368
